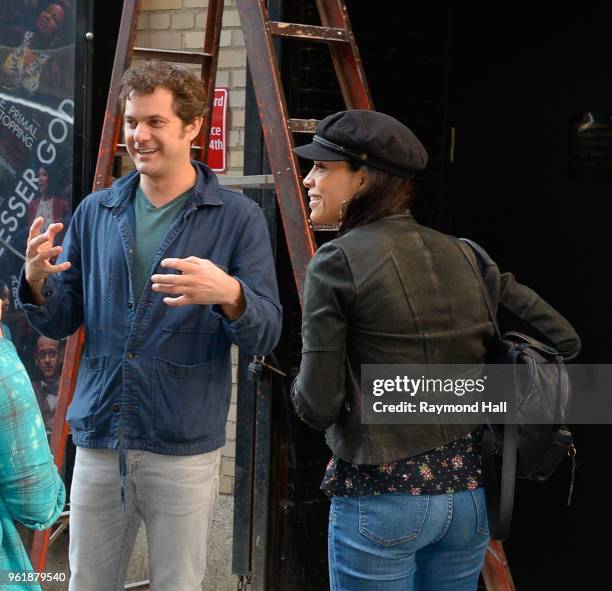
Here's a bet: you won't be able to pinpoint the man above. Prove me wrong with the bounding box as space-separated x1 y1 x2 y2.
31 334 62 435
19 61 281 591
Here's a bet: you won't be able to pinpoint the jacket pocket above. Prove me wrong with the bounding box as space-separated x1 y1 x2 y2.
152 356 218 443
67 355 109 433
358 494 430 547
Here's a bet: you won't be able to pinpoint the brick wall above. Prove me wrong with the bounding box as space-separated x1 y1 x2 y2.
135 0 249 495
136 0 246 176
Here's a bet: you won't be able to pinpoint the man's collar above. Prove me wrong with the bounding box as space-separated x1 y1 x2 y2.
100 161 224 209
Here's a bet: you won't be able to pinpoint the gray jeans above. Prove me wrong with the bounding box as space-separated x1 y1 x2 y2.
68 447 220 591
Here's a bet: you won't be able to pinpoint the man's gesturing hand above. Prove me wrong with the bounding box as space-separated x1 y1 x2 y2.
25 217 71 305
151 257 246 321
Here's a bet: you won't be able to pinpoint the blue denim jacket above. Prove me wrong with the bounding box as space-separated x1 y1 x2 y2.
19 162 281 456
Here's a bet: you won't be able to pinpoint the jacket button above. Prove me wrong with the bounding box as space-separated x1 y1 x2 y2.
128 302 133 309
127 352 135 360
112 404 120 412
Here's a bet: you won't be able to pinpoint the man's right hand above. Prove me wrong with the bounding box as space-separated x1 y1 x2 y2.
25 217 71 305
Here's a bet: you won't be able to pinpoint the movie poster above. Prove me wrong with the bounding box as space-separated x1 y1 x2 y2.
0 0 75 437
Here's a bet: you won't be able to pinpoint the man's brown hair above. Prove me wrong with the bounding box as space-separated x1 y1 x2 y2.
119 61 207 125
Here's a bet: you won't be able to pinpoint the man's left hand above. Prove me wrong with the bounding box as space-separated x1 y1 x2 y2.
151 257 246 320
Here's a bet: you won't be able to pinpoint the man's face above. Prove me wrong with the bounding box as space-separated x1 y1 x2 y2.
36 4 65 36
124 86 201 181
35 336 60 380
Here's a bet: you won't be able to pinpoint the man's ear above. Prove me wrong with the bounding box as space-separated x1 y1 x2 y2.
186 116 204 142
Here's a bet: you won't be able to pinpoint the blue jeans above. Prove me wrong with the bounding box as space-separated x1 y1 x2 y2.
68 447 220 591
328 488 489 591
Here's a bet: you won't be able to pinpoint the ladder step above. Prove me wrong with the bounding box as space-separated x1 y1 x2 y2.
133 47 212 64
124 582 150 590
218 174 275 189
49 521 68 545
269 22 348 43
289 118 319 133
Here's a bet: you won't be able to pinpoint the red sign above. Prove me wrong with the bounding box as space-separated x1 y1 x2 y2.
206 88 228 172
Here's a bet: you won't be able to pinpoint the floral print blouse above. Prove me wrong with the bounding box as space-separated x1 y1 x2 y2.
321 430 482 496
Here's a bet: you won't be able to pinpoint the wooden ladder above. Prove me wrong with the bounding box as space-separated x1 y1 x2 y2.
236 0 373 304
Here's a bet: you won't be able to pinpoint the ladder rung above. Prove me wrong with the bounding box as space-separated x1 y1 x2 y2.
49 521 68 545
133 47 212 64
289 118 319 133
218 174 275 189
269 22 348 43
56 510 70 522
116 144 205 153
124 581 150 590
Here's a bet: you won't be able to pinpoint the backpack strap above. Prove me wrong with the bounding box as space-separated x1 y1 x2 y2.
456 238 517 540
456 238 502 340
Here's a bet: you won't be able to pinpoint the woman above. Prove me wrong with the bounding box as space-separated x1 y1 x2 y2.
0 305 66 590
27 167 70 234
290 110 580 590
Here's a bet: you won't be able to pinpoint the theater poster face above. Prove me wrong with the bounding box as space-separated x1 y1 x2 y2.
0 1 75 433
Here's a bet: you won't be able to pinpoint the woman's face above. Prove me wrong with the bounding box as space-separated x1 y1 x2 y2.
303 160 364 224
38 167 49 192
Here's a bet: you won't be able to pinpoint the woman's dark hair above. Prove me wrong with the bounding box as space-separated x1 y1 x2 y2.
339 162 414 235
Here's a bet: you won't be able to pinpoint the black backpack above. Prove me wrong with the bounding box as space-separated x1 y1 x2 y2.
457 239 576 540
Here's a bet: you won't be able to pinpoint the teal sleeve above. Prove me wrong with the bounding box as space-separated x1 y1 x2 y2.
0 339 66 528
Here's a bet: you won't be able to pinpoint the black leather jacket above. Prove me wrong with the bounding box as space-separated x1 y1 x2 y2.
291 212 581 464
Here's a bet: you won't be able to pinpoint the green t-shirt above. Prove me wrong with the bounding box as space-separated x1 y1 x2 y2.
133 185 191 301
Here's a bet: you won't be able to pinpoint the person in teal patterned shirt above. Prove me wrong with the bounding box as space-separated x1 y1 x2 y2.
0 306 65 589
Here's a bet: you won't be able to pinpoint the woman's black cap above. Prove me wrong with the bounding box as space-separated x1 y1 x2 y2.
293 110 428 178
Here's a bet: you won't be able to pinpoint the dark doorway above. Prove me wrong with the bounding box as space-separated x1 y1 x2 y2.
448 4 603 590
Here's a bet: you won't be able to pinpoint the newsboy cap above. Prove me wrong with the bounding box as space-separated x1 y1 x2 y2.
293 110 428 178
